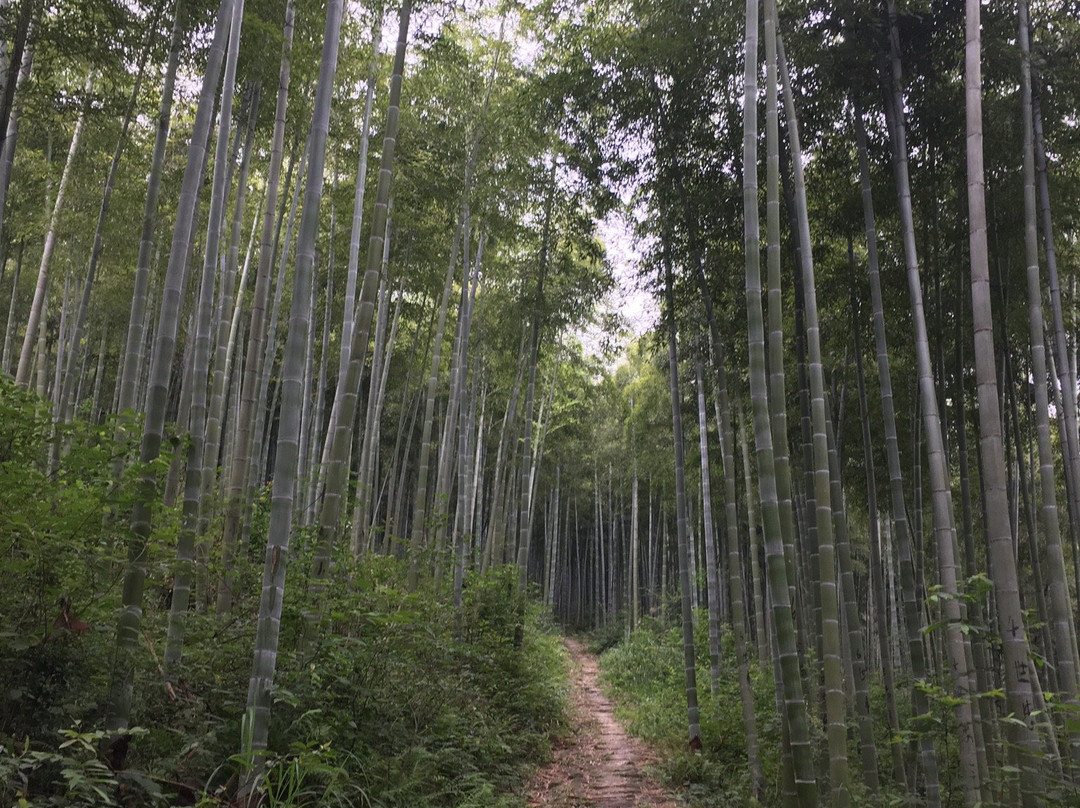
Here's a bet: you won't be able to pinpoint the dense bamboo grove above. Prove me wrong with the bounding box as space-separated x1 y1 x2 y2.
2 0 1080 805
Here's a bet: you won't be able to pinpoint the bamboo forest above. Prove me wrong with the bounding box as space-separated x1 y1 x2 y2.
5 0 1080 805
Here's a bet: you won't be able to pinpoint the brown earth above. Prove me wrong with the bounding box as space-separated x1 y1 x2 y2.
524 637 679 808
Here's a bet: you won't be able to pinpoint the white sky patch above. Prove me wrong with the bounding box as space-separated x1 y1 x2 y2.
577 207 656 365
599 208 655 336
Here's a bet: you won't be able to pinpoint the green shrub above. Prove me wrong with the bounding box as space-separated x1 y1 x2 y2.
0 378 568 807
598 622 783 807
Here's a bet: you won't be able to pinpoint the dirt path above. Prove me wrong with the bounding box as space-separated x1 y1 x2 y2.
525 637 678 808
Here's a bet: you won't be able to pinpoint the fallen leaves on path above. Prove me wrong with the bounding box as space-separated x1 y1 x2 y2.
525 637 678 808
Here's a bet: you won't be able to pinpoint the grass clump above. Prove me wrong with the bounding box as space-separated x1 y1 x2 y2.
597 616 784 808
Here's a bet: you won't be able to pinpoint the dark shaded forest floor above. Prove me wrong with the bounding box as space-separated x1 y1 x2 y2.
525 638 678 808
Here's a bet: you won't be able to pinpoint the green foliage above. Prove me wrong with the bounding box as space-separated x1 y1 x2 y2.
4 563 566 807
598 621 783 807
250 561 566 808
0 376 152 744
0 726 164 807
0 378 568 807
599 618 1080 807
238 742 369 808
583 616 629 656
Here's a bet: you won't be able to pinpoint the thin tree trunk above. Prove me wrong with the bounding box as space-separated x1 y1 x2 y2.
1032 86 1080 596
1 239 23 373
721 400 765 799
764 21 800 649
964 1 1045 794
52 254 72 412
32 292 44 398
318 17 381 488
854 100 940 802
852 290 906 788
527 346 559 554
0 3 32 248
825 392 876 794
663 255 700 749
883 6 983 797
736 408 765 663
295 249 318 521
303 238 333 526
166 0 245 667
90 326 107 422
104 0 233 739
483 339 525 571
405 38 505 583
349 221 385 548
630 403 639 629
695 356 722 696
299 0 412 653
366 268 406 547
247 127 299 477
0 0 33 150
115 0 186 419
407 222 461 583
773 23 848 801
204 85 260 512
338 17 381 390
452 248 481 625
55 1 163 429
219 189 261 481
431 230 470 583
743 2 815 798
515 171 553 589
240 0 345 786
1019 0 1078 705
15 82 89 386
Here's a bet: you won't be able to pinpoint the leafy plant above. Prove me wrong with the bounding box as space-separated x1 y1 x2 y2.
0 726 163 807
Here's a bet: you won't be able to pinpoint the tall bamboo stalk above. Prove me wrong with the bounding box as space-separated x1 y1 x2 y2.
317 15 382 489
516 169 554 589
116 0 186 418
241 0 345 784
167 0 245 664
742 0 815 799
773 21 848 801
15 80 89 387
882 5 982 799
1019 0 1078 705
204 85 260 512
300 0 413 654
964 0 1044 794
55 2 162 431
853 100 939 802
694 356 722 696
663 254 700 749
104 0 233 738
1 240 24 373
852 287 906 787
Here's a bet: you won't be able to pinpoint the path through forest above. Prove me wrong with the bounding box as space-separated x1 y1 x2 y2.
526 638 678 808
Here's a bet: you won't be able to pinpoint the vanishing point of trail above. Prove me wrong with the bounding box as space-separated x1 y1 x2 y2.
526 638 678 808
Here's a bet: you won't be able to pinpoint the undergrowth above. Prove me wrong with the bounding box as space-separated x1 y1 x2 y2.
2 561 568 807
0 377 569 807
595 616 1043 807
596 617 784 807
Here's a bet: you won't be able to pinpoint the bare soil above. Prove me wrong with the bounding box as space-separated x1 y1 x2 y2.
524 637 678 808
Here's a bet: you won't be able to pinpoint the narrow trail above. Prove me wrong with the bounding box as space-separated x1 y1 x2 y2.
526 637 679 808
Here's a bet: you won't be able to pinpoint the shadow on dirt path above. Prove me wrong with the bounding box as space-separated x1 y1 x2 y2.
525 637 678 808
